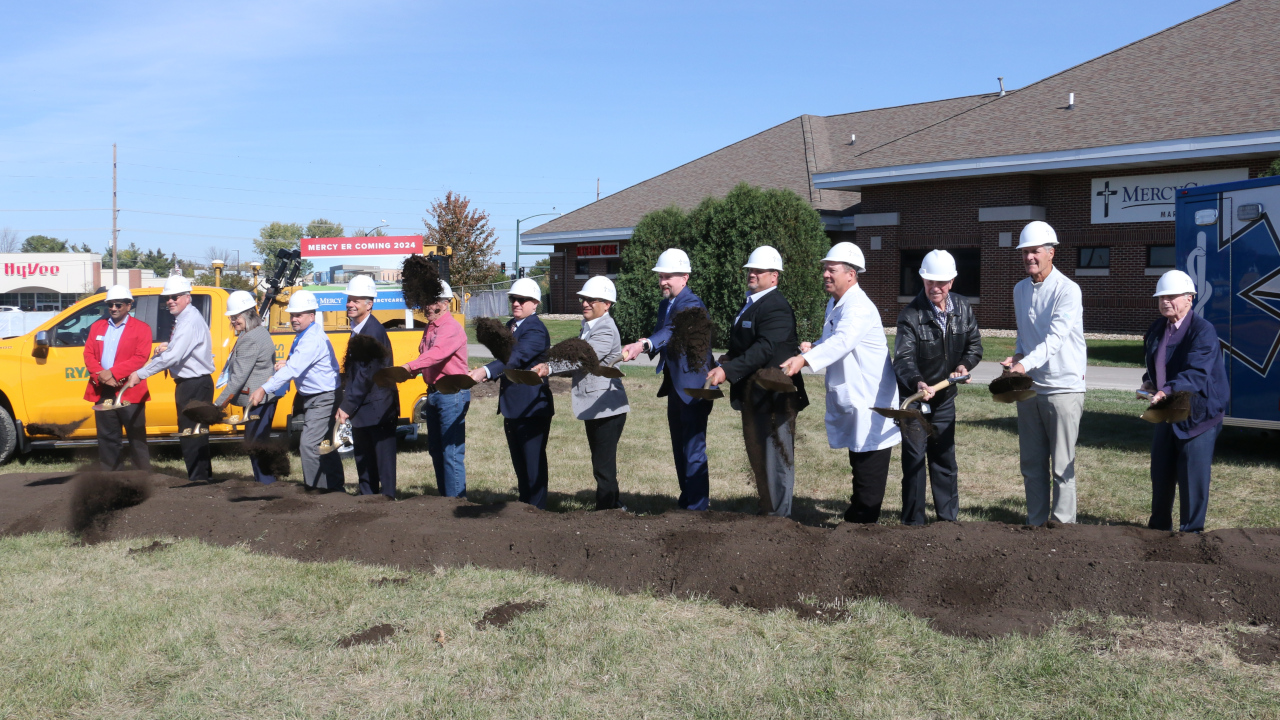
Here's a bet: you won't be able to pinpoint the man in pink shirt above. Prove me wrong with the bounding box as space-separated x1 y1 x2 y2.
402 281 470 497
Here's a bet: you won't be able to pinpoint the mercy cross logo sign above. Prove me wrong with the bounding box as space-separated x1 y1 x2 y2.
1090 169 1247 224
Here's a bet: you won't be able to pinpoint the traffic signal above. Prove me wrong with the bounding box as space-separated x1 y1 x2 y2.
500 262 506 273
518 266 525 278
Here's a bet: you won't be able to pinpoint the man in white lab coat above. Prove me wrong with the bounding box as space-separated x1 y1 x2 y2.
782 242 900 523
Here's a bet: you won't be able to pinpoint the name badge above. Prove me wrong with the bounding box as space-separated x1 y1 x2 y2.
96 335 105 341
742 321 752 328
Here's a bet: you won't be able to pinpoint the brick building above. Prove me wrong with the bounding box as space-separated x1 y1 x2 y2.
523 0 1280 332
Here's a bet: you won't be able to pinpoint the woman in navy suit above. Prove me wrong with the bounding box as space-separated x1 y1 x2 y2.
1141 270 1229 533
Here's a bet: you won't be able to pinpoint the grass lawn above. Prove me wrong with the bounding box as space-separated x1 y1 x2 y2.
4 376 1279 715
980 336 1145 368
465 316 583 346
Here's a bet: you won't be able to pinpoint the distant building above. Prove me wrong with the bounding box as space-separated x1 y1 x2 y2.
329 264 379 283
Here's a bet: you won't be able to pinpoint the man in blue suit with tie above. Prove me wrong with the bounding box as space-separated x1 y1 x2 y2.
337 275 400 498
622 248 719 510
469 278 555 508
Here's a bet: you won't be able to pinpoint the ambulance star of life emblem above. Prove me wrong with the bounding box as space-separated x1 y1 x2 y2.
1222 214 1280 376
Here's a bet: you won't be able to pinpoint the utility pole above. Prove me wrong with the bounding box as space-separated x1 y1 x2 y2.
112 143 118 285
597 178 600 202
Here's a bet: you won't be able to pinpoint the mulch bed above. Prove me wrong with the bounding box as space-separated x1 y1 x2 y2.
4 471 1280 644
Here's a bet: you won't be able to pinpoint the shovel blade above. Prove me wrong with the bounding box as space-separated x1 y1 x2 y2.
435 374 479 394
504 368 544 386
593 366 625 379
992 389 1037 404
374 366 413 388
684 388 724 401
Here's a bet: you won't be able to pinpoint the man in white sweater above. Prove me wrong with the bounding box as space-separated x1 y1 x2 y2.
1001 221 1087 525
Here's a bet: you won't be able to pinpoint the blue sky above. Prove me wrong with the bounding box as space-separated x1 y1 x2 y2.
0 0 1226 276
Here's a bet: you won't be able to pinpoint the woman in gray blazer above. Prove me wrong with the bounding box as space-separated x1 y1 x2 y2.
216 291 281 484
536 276 630 510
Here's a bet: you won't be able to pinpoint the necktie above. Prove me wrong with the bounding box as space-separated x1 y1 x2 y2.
734 296 754 326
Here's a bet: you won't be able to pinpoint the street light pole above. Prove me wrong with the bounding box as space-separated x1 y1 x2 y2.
514 211 560 276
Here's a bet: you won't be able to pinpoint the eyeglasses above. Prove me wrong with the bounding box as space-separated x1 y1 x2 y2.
161 293 188 302
510 297 536 304
580 298 608 305
107 301 130 309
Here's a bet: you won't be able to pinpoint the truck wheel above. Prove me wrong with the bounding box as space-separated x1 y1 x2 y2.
0 407 17 465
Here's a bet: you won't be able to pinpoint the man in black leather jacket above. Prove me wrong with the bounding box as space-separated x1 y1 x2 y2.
892 250 983 524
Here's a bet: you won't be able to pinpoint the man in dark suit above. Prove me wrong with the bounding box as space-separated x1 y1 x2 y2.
337 275 399 498
707 246 808 517
622 248 719 511
1142 270 1229 533
469 278 554 509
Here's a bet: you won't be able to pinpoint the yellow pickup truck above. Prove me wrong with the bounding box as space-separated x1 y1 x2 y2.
0 285 440 464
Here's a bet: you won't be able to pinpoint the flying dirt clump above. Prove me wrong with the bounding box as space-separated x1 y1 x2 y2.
242 440 293 479
181 400 224 426
69 471 152 535
342 333 387 374
400 255 444 311
547 337 599 374
27 417 90 439
475 317 514 363
669 307 715 373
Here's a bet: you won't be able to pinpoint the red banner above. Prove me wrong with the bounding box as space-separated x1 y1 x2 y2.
300 236 424 257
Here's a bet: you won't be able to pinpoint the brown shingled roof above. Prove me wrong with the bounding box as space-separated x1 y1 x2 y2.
822 0 1280 174
525 95 990 239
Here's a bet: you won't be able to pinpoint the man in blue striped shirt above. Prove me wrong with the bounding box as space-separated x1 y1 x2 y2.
251 289 345 492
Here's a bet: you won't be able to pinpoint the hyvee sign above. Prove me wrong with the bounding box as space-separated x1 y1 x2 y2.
300 236 424 258
4 262 60 279
1091 168 1247 224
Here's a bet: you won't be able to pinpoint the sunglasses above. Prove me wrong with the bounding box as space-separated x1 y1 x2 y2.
161 294 188 302
107 301 130 309
580 297 608 305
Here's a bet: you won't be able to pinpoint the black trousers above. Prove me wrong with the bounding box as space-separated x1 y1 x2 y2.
96 401 150 472
846 447 894 523
354 421 398 498
174 375 213 482
504 416 552 509
900 395 959 525
584 413 626 510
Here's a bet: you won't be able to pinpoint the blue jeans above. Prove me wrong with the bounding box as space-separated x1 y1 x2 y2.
427 388 469 497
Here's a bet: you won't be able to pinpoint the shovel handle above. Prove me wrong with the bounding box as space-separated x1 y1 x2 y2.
900 375 971 410
702 377 714 390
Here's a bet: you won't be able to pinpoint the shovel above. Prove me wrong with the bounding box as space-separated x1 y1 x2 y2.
1137 390 1191 423
989 370 1036 403
873 375 970 437
592 356 625 379
504 367 545 386
435 373 478 394
683 377 724 401
319 421 353 455
373 366 413 388
93 398 130 412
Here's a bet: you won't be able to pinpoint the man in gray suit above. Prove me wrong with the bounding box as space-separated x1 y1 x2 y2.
535 276 630 510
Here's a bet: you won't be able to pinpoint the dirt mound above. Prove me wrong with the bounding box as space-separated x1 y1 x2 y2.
128 540 172 555
338 623 397 648
477 601 546 629
68 471 153 537
5 472 1280 640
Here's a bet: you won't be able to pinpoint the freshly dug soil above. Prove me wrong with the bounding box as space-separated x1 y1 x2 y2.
669 307 714 373
547 337 599 374
338 623 397 648
181 400 224 425
400 255 444 311
476 601 546 629
4 471 1280 640
27 417 90 439
474 318 514 364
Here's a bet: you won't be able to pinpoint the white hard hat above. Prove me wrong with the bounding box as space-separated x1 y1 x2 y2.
1153 269 1196 297
285 289 319 313
652 248 692 274
224 290 257 316
576 275 617 303
344 274 377 298
104 285 133 302
743 245 783 272
822 242 866 273
438 280 454 300
918 249 958 281
1017 220 1059 249
161 275 193 296
508 277 542 302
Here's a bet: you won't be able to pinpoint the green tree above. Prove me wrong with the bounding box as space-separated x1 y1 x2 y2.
613 206 691 344
613 184 828 346
353 227 387 237
305 218 344 239
21 235 68 252
1260 157 1280 177
531 256 552 305
423 192 500 287
254 222 313 278
194 270 254 290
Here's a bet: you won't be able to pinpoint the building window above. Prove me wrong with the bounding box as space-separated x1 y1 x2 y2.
606 259 620 276
899 248 981 299
1078 247 1110 268
1147 245 1175 268
575 259 589 276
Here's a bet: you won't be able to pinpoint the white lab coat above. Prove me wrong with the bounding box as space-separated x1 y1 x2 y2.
802 284 901 452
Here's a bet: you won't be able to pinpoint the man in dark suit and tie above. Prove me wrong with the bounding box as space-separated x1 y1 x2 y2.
337 275 400 498
622 248 719 511
706 246 808 517
469 277 555 509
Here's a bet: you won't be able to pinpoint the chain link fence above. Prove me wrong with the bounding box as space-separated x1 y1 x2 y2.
457 274 550 318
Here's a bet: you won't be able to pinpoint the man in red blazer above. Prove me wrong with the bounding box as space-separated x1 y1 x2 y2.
84 285 154 471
